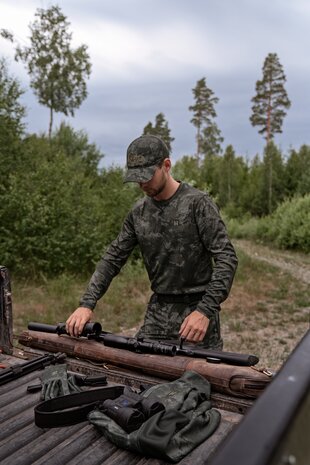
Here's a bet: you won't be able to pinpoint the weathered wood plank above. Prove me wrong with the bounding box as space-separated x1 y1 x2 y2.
0 423 87 465
64 436 118 465
0 404 35 441
0 351 244 465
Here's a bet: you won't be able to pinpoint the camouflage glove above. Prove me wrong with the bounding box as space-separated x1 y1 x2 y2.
40 364 80 400
67 374 82 393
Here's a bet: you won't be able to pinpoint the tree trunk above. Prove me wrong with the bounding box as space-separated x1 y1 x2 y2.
196 124 201 160
48 106 53 140
268 154 273 214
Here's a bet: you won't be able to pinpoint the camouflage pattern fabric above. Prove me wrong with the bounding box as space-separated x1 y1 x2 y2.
135 293 223 349
88 370 221 463
124 134 170 183
80 183 238 347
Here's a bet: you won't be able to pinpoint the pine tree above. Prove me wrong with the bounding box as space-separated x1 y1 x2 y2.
142 112 174 152
250 53 291 143
1 5 91 138
189 77 223 159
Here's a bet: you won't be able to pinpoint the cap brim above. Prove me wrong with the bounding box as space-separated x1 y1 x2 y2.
123 165 157 183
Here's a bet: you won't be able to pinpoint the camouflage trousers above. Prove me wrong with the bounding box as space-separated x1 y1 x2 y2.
135 294 223 350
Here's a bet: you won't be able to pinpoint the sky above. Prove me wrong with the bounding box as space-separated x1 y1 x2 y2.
1 0 310 167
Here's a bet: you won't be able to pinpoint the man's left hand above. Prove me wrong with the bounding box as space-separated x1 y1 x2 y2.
179 310 209 342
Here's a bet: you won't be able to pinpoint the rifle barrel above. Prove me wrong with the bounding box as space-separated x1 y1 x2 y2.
176 347 259 366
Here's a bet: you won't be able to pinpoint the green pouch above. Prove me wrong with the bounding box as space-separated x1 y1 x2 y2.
89 371 221 462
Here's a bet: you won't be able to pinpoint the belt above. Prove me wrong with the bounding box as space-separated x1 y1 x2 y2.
156 291 205 304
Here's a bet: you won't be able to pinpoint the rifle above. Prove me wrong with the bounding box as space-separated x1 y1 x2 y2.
28 322 259 366
0 352 66 386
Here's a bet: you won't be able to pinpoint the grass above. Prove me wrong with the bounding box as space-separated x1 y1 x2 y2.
12 260 151 335
11 247 309 372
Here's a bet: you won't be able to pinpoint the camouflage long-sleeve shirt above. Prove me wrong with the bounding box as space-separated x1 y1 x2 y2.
80 182 238 318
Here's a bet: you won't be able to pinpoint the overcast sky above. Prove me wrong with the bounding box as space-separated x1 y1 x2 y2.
1 0 309 167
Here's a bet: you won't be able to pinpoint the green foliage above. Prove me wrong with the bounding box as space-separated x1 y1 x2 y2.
172 155 201 187
0 58 26 136
189 77 223 158
285 145 310 196
213 145 247 211
0 58 26 204
51 122 102 175
0 126 141 277
250 52 291 143
261 141 286 214
142 112 175 152
226 195 310 253
5 5 91 137
225 215 263 240
267 195 310 252
99 167 142 248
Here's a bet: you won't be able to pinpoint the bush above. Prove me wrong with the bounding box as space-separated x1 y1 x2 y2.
227 195 310 253
225 215 261 240
269 195 310 252
0 132 141 277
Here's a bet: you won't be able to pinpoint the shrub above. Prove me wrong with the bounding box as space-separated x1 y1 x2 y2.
270 195 310 252
227 195 310 253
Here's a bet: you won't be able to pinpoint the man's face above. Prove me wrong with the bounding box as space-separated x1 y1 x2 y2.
139 163 167 198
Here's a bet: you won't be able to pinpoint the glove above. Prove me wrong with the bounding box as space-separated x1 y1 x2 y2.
40 364 81 400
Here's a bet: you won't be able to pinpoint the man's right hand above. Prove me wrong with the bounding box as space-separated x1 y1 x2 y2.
66 307 93 337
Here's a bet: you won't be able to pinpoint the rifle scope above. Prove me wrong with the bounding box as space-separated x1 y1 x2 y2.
28 321 102 337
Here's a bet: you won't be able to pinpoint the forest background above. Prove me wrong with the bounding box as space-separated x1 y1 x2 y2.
1 5 309 371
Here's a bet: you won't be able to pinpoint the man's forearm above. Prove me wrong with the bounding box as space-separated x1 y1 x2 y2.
197 246 238 317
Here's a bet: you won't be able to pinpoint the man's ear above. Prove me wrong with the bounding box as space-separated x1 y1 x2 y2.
163 158 171 172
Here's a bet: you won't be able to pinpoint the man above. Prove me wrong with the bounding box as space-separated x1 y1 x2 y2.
66 135 238 348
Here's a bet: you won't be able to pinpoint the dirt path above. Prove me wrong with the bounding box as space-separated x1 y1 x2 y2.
221 239 309 370
234 239 310 284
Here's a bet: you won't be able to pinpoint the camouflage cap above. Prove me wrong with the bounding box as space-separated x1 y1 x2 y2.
124 135 170 183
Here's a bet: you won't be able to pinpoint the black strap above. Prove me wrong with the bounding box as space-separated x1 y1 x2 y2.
34 385 124 428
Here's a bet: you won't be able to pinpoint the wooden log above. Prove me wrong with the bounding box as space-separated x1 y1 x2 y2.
19 331 271 399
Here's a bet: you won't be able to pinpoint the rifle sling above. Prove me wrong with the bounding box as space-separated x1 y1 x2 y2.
34 385 124 428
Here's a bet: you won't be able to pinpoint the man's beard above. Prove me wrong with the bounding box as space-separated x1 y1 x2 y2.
141 175 167 198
